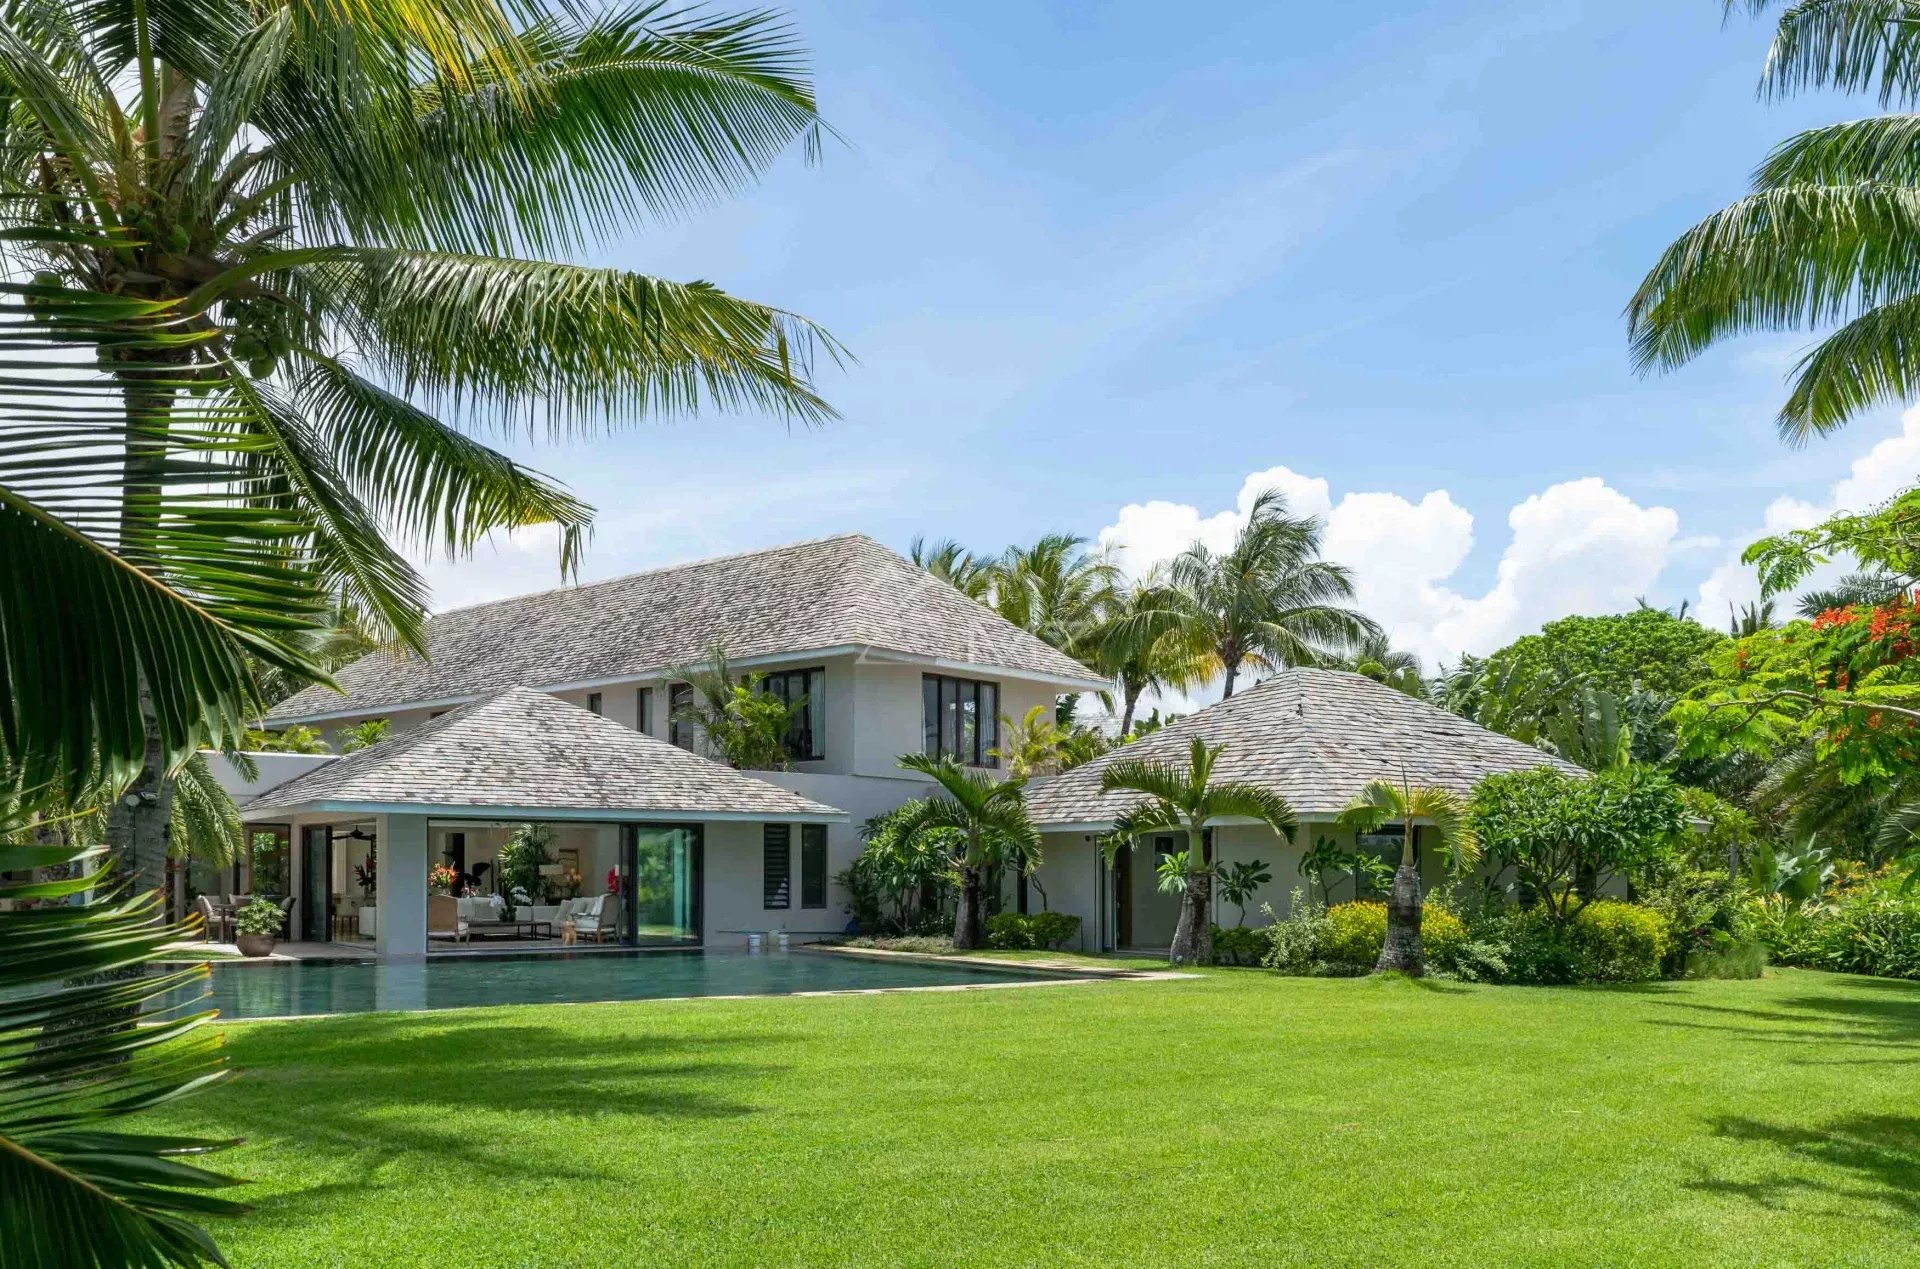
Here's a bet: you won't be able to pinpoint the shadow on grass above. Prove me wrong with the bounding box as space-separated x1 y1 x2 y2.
188 1012 778 1206
1646 986 1920 1058
1688 1113 1920 1226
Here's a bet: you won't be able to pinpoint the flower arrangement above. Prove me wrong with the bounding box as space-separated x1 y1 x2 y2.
428 863 459 894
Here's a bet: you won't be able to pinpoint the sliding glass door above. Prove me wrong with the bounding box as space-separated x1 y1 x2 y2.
624 825 702 946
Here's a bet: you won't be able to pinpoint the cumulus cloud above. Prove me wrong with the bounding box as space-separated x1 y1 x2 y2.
1096 467 1680 673
1694 406 1920 618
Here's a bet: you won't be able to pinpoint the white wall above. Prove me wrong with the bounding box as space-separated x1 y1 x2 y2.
206 751 336 800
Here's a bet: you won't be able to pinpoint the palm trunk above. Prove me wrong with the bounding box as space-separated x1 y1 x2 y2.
1168 827 1213 966
1221 663 1239 699
1375 833 1424 976
953 864 985 950
1120 682 1142 737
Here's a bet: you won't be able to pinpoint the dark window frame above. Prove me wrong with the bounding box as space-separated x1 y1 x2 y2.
800 824 828 909
586 691 603 716
756 666 825 762
763 824 792 910
636 686 653 735
921 674 1000 768
668 682 695 750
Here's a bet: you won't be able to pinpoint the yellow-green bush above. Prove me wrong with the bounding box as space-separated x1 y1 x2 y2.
1322 902 1467 972
1569 900 1669 983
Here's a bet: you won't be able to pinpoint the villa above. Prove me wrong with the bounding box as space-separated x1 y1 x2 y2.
221 534 1108 958
217 535 1581 959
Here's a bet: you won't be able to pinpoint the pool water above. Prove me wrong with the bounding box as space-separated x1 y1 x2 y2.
160 950 1063 1020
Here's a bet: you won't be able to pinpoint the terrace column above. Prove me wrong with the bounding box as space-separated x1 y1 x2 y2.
377 813 429 959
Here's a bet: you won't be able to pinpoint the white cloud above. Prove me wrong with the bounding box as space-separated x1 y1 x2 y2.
1096 468 1680 676
1694 406 1920 618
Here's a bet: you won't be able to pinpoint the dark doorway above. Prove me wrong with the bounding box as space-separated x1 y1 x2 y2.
1113 843 1133 948
300 825 331 941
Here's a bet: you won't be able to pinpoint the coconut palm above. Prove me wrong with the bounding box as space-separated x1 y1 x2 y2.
909 535 995 601
1336 777 1478 976
0 833 245 1266
1341 632 1426 698
992 533 1122 661
1629 1 1920 438
1100 737 1296 966
1728 599 1778 638
894 753 1038 950
1092 574 1204 736
0 0 843 888
1144 489 1377 698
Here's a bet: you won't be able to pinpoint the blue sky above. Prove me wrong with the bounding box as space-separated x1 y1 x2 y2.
424 1 1920 667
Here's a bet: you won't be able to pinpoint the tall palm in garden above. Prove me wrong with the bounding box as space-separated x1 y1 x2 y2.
1630 1 1920 437
1094 574 1203 736
910 535 996 601
1147 489 1377 698
1101 738 1296 966
1342 632 1426 698
992 533 1122 661
1336 778 1478 977
0 0 842 891
895 753 1038 950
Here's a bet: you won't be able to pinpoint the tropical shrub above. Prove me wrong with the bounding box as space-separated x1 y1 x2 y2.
231 897 284 939
1761 886 1920 980
1260 894 1333 977
1470 766 1685 922
1208 925 1265 967
841 935 955 955
1317 901 1467 976
984 912 1081 951
495 823 557 904
841 801 958 935
1637 862 1765 979
1569 901 1669 984
1463 902 1667 984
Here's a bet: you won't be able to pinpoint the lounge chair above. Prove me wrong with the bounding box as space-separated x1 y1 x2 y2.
573 894 621 943
427 894 469 943
195 894 229 943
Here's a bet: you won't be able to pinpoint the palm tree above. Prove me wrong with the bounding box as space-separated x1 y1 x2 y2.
992 533 1122 661
1629 1 1920 439
894 753 1038 950
1336 778 1478 976
1796 571 1905 618
0 832 246 1265
909 535 996 601
1144 489 1378 697
1100 738 1296 966
0 1 843 888
1728 599 1778 638
1342 632 1426 698
1092 574 1204 736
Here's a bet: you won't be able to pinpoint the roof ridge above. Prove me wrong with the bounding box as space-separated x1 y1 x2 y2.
425 532 878 618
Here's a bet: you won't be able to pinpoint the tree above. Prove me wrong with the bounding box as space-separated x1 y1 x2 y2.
1092 576 1205 736
1468 767 1686 925
0 833 246 1266
1216 859 1273 927
1131 489 1377 698
1629 1 1920 439
0 0 842 891
669 646 810 771
1099 737 1296 966
1729 599 1778 638
909 536 995 601
991 533 1121 662
893 754 1038 950
1340 632 1426 698
336 719 390 754
1336 778 1478 976
989 705 1109 777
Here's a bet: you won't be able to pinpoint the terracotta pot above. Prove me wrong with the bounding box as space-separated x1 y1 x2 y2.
235 934 276 958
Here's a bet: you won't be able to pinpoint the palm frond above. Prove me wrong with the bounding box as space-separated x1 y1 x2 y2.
0 840 245 1267
1741 0 1920 107
169 753 244 867
1776 291 1920 437
1197 782 1297 840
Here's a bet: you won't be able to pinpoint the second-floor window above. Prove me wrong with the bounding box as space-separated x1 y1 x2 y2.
759 667 824 762
922 674 998 767
636 686 653 736
586 691 603 716
668 682 695 751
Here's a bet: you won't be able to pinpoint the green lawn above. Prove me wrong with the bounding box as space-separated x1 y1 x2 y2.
135 968 1920 1267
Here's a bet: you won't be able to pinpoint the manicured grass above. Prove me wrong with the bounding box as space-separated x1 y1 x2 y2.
136 968 1919 1267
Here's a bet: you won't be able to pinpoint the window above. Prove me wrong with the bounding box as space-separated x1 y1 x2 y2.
636 686 653 735
763 824 792 909
800 824 827 909
586 691 603 716
668 682 695 750
922 675 999 767
1355 825 1410 899
758 667 825 761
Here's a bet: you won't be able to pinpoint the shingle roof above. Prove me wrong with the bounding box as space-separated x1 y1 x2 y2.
1026 668 1587 826
245 688 844 821
267 533 1104 723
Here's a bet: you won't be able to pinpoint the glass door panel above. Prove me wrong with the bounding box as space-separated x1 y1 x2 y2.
627 825 703 946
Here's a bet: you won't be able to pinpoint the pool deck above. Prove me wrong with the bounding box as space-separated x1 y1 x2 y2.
166 939 679 962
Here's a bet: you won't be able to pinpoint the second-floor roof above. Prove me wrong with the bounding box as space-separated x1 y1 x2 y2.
266 533 1106 724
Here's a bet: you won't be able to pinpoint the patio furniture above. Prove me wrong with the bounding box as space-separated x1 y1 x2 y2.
275 894 295 938
195 895 230 943
572 894 620 943
427 894 468 943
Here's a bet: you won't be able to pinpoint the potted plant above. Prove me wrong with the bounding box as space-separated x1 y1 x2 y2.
232 898 283 957
428 863 459 895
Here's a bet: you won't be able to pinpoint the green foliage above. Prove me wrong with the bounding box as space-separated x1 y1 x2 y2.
671 646 811 770
990 705 1110 776
1217 859 1272 926
1470 766 1686 922
1636 862 1766 980
336 718 390 753
841 801 958 936
1460 902 1668 985
984 912 1082 951
1259 893 1334 976
495 823 556 905
1570 901 1671 984
1207 925 1266 967
1298 834 1388 902
244 724 330 754
1310 901 1468 975
1754 880 1920 980
0 837 245 1266
232 897 285 939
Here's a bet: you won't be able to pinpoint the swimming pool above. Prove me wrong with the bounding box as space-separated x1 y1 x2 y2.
159 950 1069 1020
